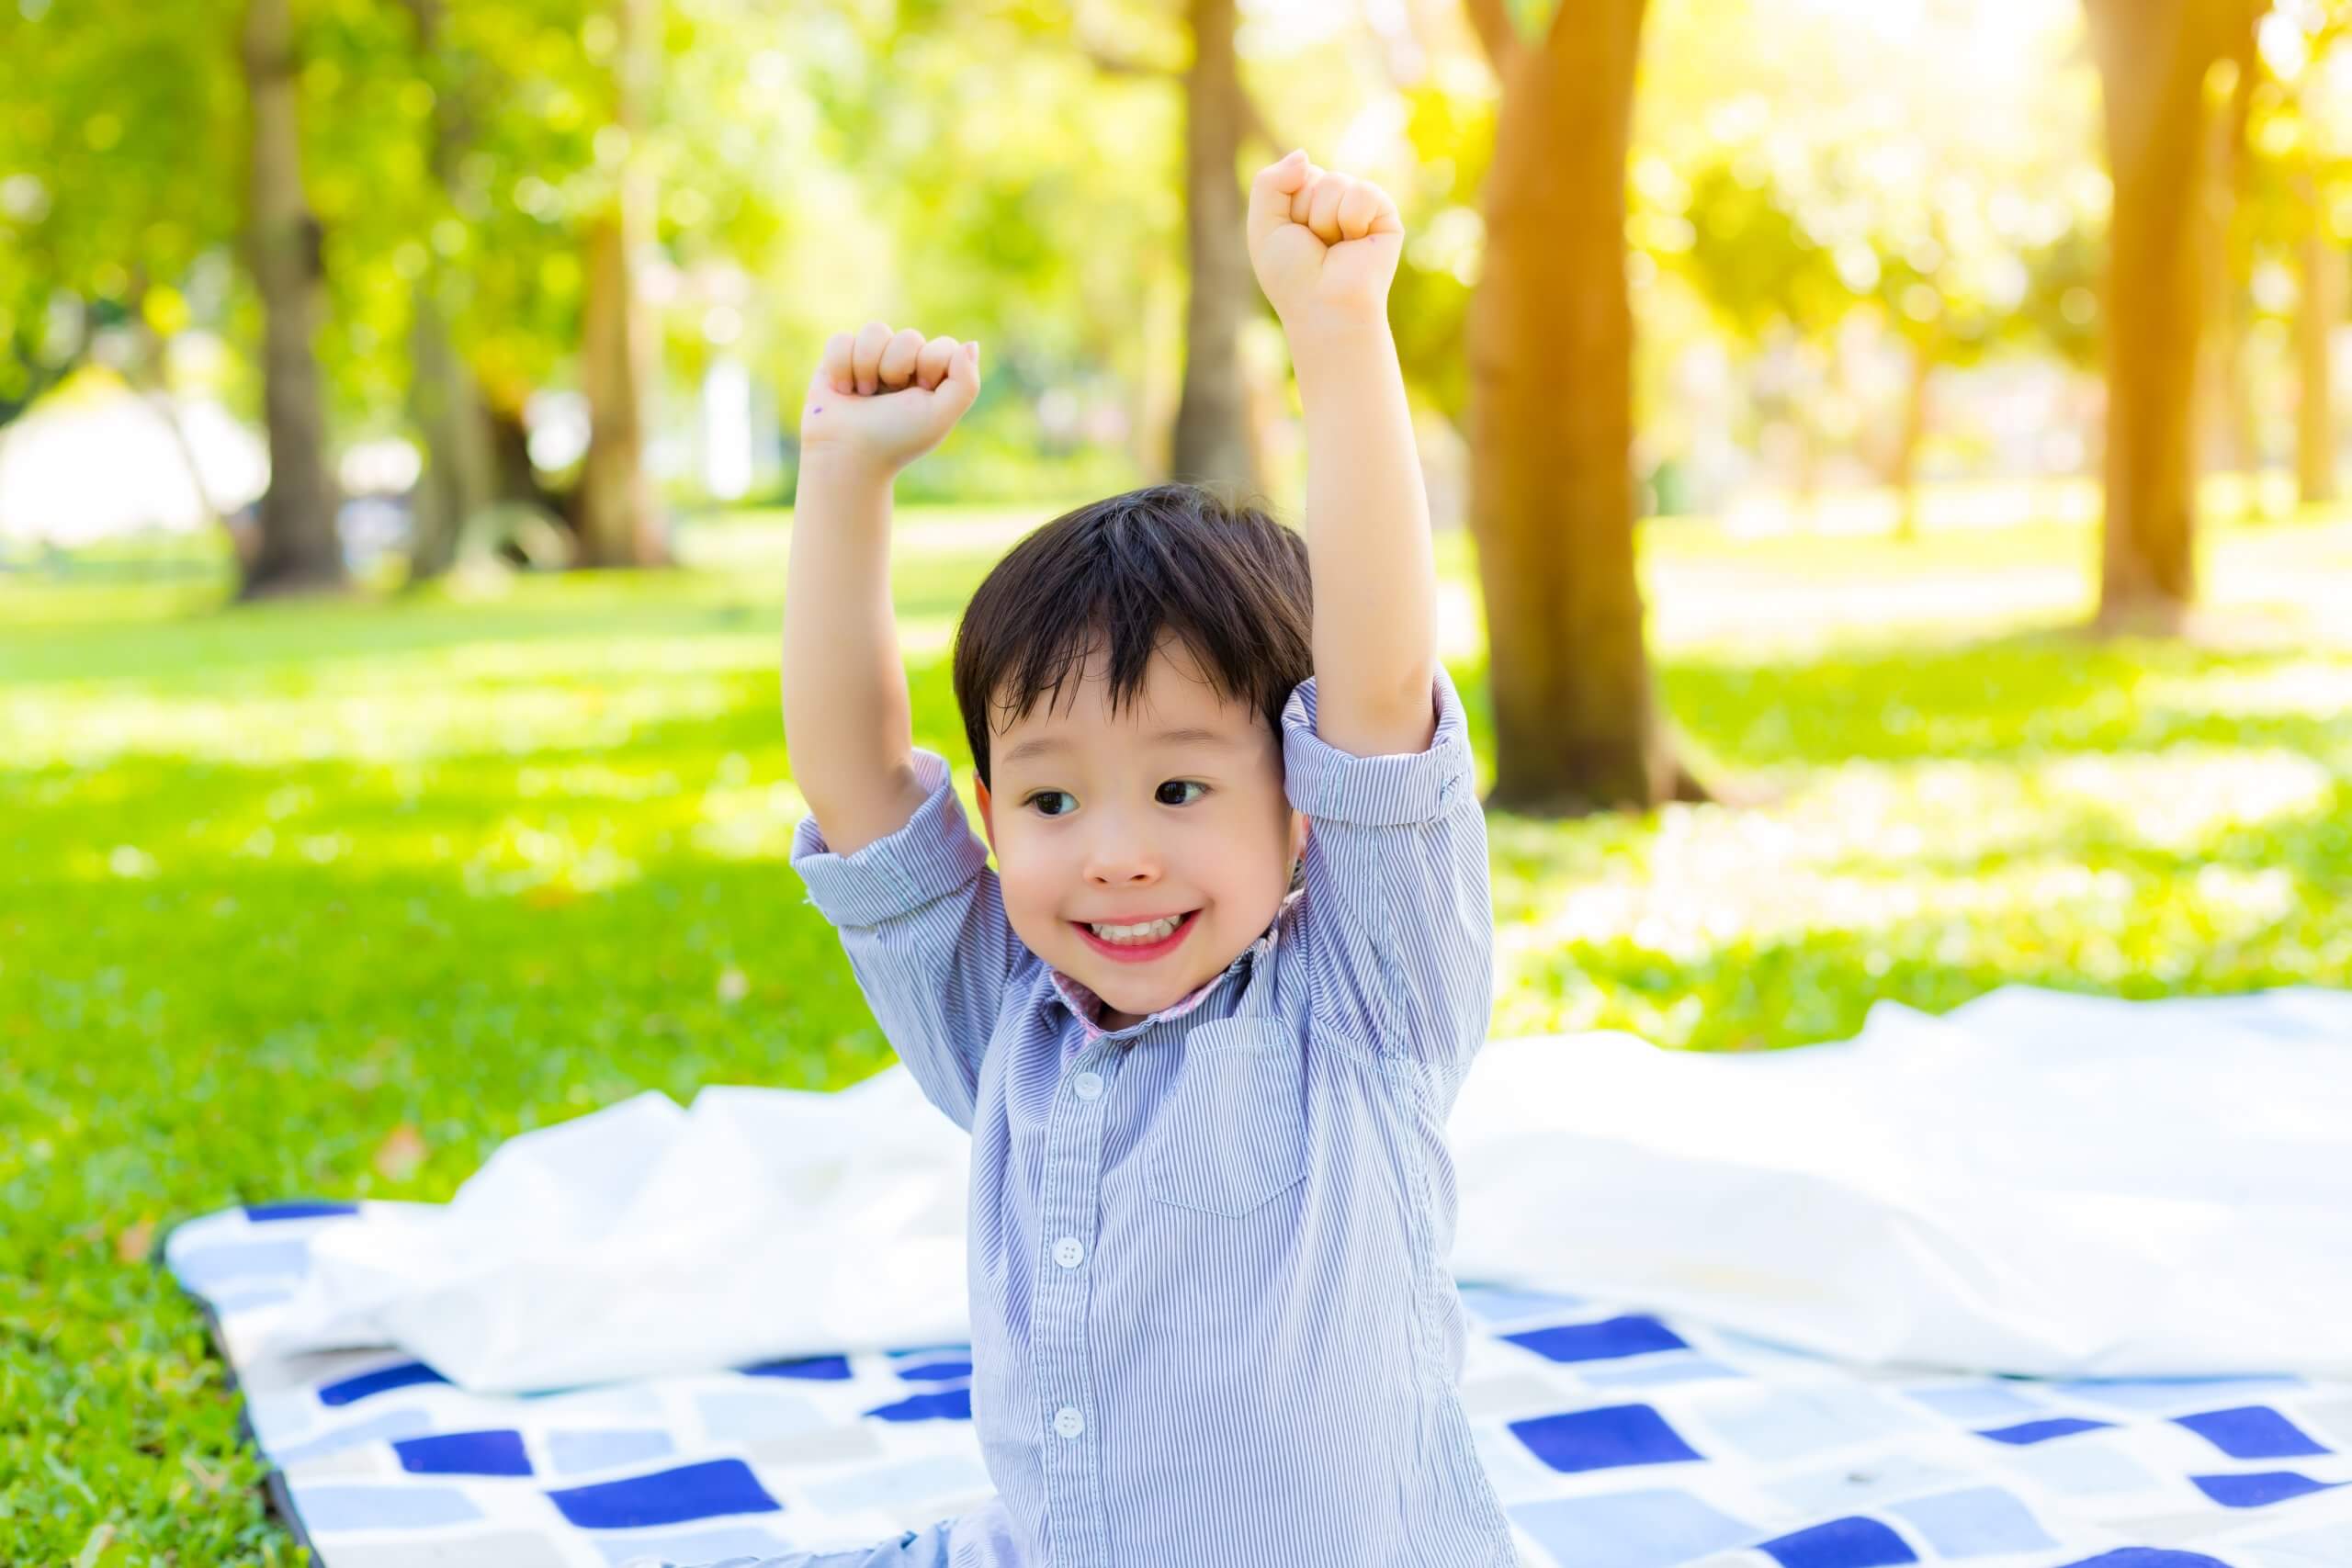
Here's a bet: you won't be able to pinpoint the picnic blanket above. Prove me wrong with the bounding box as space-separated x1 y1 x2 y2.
240 987 2352 1393
164 987 2352 1565
168 1205 2352 1567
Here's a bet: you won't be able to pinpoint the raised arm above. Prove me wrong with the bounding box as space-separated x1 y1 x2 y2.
1246 152 1436 759
782 323 981 853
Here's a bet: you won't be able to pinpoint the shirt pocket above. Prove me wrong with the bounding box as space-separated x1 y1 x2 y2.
1146 1017 1308 1218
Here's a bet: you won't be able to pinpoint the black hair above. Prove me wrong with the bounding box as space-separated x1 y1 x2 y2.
951 483 1314 791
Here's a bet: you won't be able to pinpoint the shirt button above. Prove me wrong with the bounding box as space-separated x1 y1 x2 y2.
1071 1071 1103 1101
1053 1236 1085 1269
1053 1405 1085 1439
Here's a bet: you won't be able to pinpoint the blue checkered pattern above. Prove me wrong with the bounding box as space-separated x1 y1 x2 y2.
167 1203 2352 1567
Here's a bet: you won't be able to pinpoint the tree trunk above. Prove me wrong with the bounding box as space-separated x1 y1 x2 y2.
1893 338 1934 542
574 0 668 570
2083 0 2248 633
2296 169 2341 508
407 293 492 580
401 0 493 586
2197 16 2257 491
237 0 344 599
1169 0 1258 494
1466 0 1688 814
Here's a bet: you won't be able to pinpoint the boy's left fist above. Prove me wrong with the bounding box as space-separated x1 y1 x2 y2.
1247 151 1403 332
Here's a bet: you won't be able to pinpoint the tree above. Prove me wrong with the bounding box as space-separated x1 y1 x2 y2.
574 0 669 569
2082 0 2264 632
397 0 493 583
1078 0 1276 492
238 0 345 597
1461 0 1696 814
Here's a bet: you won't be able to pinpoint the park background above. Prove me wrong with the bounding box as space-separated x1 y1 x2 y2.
2 0 2349 1560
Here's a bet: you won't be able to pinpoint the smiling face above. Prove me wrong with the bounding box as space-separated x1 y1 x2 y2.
975 639 1306 1031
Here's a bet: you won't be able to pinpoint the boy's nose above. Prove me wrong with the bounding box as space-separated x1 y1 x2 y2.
1083 843 1159 886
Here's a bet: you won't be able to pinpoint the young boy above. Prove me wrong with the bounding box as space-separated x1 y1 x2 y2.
767 152 1512 1567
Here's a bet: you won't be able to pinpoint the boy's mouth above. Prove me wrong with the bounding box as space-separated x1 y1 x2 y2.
1071 909 1200 963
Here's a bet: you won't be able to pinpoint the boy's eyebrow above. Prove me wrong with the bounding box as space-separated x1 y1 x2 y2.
1000 727 1239 766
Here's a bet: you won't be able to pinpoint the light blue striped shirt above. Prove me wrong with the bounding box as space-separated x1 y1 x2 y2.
788 667 1515 1567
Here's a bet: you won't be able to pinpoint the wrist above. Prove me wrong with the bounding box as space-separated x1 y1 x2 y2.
795 442 899 494
1280 306 1395 359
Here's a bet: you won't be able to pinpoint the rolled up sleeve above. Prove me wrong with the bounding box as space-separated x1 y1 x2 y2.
1283 666 1494 1090
790 750 1023 1130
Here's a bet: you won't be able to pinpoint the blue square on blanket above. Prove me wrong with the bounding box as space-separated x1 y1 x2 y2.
292 1483 484 1530
743 1355 854 1382
1510 1404 1702 1473
1757 1516 1917 1567
865 1387 973 1423
393 1428 531 1476
1904 1383 2047 1424
1890 1486 2056 1556
1977 1416 2113 1445
2174 1405 2331 1460
589 1525 797 1566
244 1200 359 1222
173 1240 311 1292
548 1427 675 1475
697 1390 824 1442
1504 1314 1689 1364
1457 1284 1589 1325
1705 1385 1924 1462
547 1458 783 1528
895 1357 974 1382
2188 1470 2345 1508
317 1360 452 1406
1510 1488 1750 1568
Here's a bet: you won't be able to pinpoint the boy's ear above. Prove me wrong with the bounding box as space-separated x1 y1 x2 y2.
976 777 995 851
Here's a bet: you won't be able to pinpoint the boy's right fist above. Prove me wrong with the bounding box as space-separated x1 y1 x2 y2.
799 322 980 476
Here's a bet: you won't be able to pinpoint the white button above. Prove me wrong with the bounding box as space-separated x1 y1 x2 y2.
1071 1072 1103 1101
1053 1237 1085 1269
1053 1405 1085 1439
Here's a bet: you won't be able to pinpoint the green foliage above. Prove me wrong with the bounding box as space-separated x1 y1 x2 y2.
6 510 2350 1555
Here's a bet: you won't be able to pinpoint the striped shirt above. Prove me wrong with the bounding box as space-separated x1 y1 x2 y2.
788 667 1515 1567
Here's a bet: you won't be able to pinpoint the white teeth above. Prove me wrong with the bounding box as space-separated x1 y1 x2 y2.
1089 915 1183 944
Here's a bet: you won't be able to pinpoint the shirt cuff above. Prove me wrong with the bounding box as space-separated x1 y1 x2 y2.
789 750 991 929
1282 665 1476 828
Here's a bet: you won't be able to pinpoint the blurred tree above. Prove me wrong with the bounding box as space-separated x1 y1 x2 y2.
1078 0 1277 492
0 0 242 510
1464 0 1698 814
240 0 345 596
397 0 493 582
2253 5 2350 506
2198 18 2260 487
2082 0 2265 632
574 0 668 567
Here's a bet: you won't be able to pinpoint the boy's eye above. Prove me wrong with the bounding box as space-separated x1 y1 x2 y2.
1026 789 1078 818
1156 780 1207 807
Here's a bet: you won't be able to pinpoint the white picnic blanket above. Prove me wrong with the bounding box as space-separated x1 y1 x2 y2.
246 987 2352 1394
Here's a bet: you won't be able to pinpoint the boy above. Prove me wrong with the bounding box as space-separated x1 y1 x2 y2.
767 152 1512 1567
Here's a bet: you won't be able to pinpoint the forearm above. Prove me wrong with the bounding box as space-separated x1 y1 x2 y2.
782 453 930 854
1289 317 1438 756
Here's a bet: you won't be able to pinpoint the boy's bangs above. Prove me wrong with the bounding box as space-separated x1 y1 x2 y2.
952 484 1314 788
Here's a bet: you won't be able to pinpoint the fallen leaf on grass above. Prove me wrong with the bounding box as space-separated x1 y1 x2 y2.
372 1123 428 1182
113 1216 156 1265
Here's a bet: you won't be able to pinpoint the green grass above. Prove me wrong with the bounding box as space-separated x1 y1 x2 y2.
4 504 2350 1561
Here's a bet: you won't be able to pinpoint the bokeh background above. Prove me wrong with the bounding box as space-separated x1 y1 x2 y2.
2 0 2348 1559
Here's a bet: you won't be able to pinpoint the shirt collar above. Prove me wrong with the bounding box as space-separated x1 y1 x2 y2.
1045 898 1289 1046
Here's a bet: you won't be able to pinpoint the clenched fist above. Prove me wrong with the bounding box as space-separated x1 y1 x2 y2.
799 322 980 478
1246 151 1404 333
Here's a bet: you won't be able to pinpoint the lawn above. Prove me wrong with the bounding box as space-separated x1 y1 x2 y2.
3 504 2349 1562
